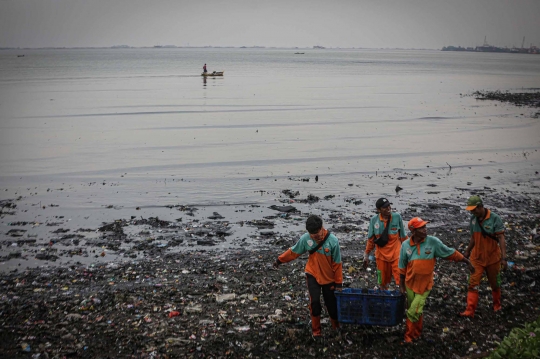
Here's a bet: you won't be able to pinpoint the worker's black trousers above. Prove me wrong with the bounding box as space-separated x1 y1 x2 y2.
305 273 338 319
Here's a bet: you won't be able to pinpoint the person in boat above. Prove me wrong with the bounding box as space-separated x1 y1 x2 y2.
203 64 207 73
363 198 408 290
273 215 342 339
460 195 507 318
399 217 474 343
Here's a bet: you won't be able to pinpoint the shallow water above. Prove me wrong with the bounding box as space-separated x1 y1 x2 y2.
1 48 540 271
1 48 539 207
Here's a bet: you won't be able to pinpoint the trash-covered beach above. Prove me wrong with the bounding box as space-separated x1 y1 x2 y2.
1 177 539 358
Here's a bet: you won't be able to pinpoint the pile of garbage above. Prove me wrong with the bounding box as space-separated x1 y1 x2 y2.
0 187 539 358
1 230 539 357
471 90 540 117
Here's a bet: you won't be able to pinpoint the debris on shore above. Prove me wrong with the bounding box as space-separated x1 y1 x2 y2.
470 90 540 117
0 186 539 358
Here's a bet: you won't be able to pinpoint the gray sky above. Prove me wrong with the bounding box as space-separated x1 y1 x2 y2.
1 0 539 49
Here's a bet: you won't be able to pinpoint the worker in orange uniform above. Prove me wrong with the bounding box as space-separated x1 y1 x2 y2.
399 217 474 343
273 215 343 339
363 198 408 289
460 195 507 317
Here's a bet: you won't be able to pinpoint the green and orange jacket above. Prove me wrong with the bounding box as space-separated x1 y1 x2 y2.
365 212 408 262
399 235 464 294
469 209 505 267
277 232 343 286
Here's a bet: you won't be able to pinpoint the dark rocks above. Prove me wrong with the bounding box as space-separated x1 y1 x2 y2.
344 198 363 205
332 225 360 233
196 240 216 246
98 220 126 233
168 205 199 216
296 194 320 203
0 199 17 216
16 239 36 245
5 252 22 259
208 212 225 220
35 253 59 261
132 217 174 228
51 228 70 234
426 203 460 210
7 221 31 226
282 189 300 198
269 205 297 213
246 219 275 229
214 229 231 237
6 229 26 237
472 90 540 108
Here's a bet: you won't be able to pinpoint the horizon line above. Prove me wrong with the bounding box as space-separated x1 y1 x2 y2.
0 45 440 51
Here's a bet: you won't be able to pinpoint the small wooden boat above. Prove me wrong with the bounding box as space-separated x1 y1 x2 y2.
201 71 224 76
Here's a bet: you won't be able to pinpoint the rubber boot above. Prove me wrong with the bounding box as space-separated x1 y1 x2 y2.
330 318 342 339
404 318 415 343
460 291 479 318
492 288 502 312
413 315 423 340
311 316 322 337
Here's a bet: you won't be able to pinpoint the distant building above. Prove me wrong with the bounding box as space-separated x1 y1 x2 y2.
475 45 508 53
441 46 474 52
442 38 538 55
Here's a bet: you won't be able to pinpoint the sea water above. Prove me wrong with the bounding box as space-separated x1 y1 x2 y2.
1 48 539 209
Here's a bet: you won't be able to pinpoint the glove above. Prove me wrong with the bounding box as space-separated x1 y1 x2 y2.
362 256 369 269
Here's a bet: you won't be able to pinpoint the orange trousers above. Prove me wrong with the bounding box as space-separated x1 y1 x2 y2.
376 258 400 288
468 260 500 292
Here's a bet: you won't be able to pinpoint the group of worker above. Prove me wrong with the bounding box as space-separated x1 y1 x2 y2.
272 195 507 343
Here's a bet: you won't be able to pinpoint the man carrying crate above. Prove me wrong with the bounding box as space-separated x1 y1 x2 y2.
363 198 408 290
399 217 474 343
273 214 343 339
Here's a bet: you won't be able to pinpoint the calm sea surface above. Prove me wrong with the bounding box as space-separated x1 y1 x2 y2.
1 48 539 208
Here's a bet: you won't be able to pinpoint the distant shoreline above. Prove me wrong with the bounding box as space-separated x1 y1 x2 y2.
0 46 438 51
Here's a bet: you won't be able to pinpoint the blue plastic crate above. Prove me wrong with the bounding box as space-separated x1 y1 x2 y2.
335 288 405 326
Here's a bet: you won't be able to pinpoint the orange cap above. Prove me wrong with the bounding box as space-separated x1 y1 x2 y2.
408 217 429 231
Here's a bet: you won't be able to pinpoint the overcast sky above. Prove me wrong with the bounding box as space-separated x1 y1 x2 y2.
1 0 539 49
